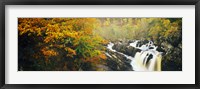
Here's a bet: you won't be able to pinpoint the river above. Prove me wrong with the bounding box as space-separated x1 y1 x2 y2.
106 40 162 71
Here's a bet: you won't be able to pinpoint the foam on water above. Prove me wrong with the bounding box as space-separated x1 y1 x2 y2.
106 40 162 71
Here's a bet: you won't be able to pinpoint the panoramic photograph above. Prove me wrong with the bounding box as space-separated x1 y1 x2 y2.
18 18 182 71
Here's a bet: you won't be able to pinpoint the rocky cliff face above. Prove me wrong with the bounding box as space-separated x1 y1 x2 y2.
161 42 182 71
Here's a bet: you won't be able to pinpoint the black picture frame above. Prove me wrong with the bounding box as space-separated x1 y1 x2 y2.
0 0 200 89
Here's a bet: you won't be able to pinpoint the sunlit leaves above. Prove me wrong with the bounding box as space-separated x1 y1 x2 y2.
41 47 58 57
18 17 181 71
94 18 181 44
65 47 76 58
18 18 107 71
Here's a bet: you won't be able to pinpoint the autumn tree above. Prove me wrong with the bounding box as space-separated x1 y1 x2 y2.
18 18 107 71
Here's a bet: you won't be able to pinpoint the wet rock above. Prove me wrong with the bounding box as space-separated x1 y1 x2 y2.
125 46 135 56
105 50 133 71
107 39 182 71
149 47 154 49
125 46 141 57
157 46 166 55
128 40 135 43
112 40 142 57
112 42 128 53
136 40 149 47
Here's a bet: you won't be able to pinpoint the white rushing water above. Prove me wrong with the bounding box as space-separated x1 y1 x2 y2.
107 40 162 71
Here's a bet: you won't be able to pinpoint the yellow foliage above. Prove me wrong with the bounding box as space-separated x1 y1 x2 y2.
65 47 76 58
41 47 58 57
18 18 118 70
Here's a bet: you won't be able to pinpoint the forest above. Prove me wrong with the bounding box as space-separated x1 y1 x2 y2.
18 18 182 71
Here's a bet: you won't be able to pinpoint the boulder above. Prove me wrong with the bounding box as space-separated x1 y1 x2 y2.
112 42 128 53
128 40 135 43
125 46 141 57
157 46 166 55
105 49 133 71
136 40 149 47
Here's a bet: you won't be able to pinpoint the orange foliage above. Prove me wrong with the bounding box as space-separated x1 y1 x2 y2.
18 18 107 70
65 47 76 58
41 47 58 57
99 54 107 60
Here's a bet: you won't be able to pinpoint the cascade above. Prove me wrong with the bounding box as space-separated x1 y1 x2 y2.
106 40 162 71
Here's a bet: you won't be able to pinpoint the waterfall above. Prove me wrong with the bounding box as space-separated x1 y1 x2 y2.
130 40 161 71
107 40 162 71
133 50 162 71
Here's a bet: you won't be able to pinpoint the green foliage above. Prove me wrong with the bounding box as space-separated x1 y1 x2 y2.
94 18 182 71
18 18 107 71
18 18 182 71
94 18 182 46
